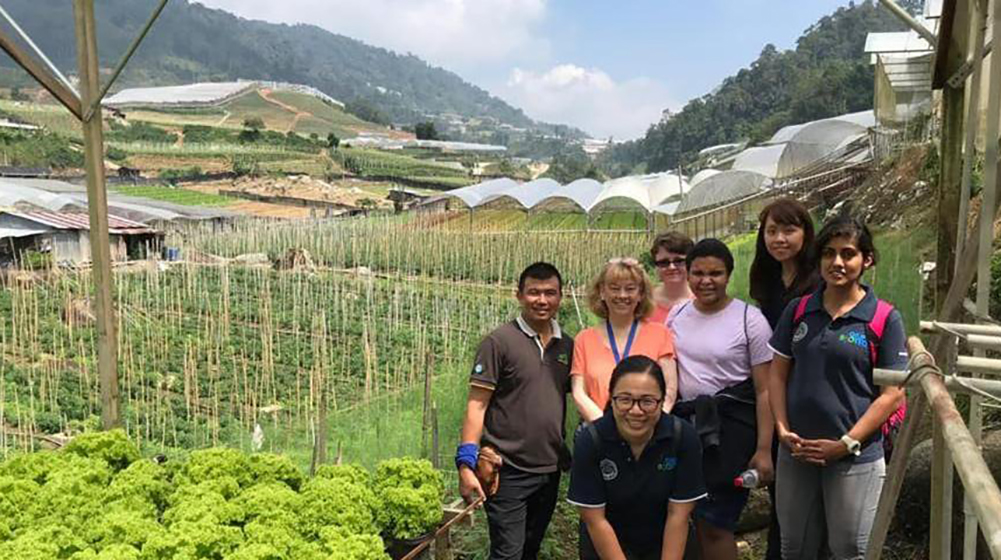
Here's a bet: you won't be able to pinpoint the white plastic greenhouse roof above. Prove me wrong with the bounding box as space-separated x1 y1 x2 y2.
439 173 688 214
732 111 873 179
105 82 255 106
480 178 561 209
690 169 722 186
0 182 81 212
590 173 689 213
675 171 772 215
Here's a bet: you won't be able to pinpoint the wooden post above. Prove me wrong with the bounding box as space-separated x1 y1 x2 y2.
74 0 120 430
930 418 953 560
936 84 965 312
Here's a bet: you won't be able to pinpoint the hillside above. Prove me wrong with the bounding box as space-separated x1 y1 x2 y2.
599 0 923 176
0 0 562 133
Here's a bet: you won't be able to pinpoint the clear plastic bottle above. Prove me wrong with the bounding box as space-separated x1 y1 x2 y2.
733 468 760 489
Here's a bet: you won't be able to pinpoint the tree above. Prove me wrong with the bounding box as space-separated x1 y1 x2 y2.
327 133 340 149
414 122 439 141
240 117 265 143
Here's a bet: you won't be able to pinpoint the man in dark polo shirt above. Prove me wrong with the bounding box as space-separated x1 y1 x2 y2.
456 261 574 560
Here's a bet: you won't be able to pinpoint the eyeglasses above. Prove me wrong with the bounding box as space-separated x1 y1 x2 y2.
654 258 687 269
611 395 663 413
607 257 640 267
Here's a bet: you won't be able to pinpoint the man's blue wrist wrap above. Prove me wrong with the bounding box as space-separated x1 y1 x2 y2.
455 443 479 471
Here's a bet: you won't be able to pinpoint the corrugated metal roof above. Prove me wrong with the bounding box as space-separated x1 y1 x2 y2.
4 210 155 234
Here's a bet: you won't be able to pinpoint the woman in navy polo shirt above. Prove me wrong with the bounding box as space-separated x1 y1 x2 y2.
768 216 908 559
568 355 706 560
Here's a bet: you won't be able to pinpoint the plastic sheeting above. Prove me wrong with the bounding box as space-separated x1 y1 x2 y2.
440 178 520 208
675 171 772 215
479 178 562 209
533 178 604 212
106 82 254 106
590 173 689 213
0 182 81 212
690 169 722 186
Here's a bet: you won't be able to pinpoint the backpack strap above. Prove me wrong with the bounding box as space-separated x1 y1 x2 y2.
866 300 894 365
793 294 812 323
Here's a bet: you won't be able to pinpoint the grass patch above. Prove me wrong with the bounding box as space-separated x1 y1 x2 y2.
113 185 233 207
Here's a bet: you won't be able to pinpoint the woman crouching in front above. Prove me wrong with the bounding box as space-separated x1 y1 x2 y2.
568 355 706 560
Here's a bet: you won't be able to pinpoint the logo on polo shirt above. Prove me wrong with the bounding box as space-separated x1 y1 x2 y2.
793 322 809 343
600 458 619 481
839 330 868 350
474 364 484 374
658 455 678 472
556 352 569 366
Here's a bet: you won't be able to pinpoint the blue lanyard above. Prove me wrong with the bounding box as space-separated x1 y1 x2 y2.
606 319 639 365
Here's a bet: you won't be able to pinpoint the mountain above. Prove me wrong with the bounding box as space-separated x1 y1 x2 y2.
0 0 562 133
598 0 924 177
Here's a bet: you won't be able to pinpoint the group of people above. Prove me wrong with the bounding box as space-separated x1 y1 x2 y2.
456 198 910 560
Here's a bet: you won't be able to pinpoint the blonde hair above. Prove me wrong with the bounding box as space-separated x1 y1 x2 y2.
586 258 654 320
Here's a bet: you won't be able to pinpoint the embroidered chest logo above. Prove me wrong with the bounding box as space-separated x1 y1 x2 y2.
792 322 809 343
556 352 570 366
473 363 484 374
600 458 619 481
657 455 678 472
839 330 868 350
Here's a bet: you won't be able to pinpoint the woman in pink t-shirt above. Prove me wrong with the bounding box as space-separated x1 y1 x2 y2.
648 232 695 325
570 258 678 423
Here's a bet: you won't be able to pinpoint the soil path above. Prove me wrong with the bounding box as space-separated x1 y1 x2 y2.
258 89 309 133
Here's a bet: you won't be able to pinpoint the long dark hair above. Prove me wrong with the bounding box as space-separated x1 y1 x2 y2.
608 355 665 408
749 198 817 304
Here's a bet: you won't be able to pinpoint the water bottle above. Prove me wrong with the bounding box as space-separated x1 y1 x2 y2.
733 468 760 489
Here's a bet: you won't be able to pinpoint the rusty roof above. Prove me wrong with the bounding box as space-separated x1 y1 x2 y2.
3 209 156 235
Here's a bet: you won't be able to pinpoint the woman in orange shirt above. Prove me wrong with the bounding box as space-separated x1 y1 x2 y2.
648 232 695 326
571 258 678 422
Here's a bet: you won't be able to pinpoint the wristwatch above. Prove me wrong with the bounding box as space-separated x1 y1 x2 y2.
840 434 862 456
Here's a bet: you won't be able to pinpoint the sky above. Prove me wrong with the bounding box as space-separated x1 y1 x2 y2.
195 0 854 139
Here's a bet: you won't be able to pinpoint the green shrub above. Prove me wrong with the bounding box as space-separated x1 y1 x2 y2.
65 429 140 472
373 458 443 539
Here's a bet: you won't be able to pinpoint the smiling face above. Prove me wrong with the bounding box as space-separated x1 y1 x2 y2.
819 235 872 288
688 256 730 307
516 276 562 324
600 268 643 319
611 372 663 442
654 248 688 287
764 215 805 264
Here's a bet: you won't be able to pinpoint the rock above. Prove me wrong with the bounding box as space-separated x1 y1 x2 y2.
737 486 772 533
895 429 1001 559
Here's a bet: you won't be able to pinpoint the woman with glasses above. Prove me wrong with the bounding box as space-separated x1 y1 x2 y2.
649 232 695 326
667 239 774 560
571 258 679 423
568 355 707 560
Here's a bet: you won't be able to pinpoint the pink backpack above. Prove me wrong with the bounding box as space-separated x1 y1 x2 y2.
793 294 906 459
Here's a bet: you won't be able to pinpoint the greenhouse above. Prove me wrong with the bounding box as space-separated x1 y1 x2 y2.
104 82 255 108
438 172 689 215
731 111 875 179
673 170 772 216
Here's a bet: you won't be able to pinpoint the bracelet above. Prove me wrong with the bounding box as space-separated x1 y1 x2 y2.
455 443 479 471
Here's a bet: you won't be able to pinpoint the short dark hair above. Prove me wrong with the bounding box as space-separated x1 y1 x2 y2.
686 238 734 275
608 355 666 404
814 216 878 268
518 262 563 293
650 231 694 260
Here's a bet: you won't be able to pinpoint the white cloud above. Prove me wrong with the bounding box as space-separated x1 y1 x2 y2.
196 0 550 71
501 64 674 140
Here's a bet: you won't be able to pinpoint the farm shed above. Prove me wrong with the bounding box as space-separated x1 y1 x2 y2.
0 210 161 265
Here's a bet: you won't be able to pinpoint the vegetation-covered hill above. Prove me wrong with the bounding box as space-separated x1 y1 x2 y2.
598 0 923 177
0 0 561 133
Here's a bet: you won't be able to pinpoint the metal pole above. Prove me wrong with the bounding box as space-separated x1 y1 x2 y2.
921 321 1001 336
878 0 940 48
930 418 953 560
0 29 81 118
0 3 77 96
956 355 1001 375
84 0 170 122
73 0 120 430
957 4 988 269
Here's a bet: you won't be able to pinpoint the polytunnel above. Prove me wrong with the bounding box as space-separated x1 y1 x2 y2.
731 111 874 179
674 170 772 216
440 177 520 208
478 178 562 209
0 182 82 212
690 169 722 186
532 178 604 212
589 173 689 214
